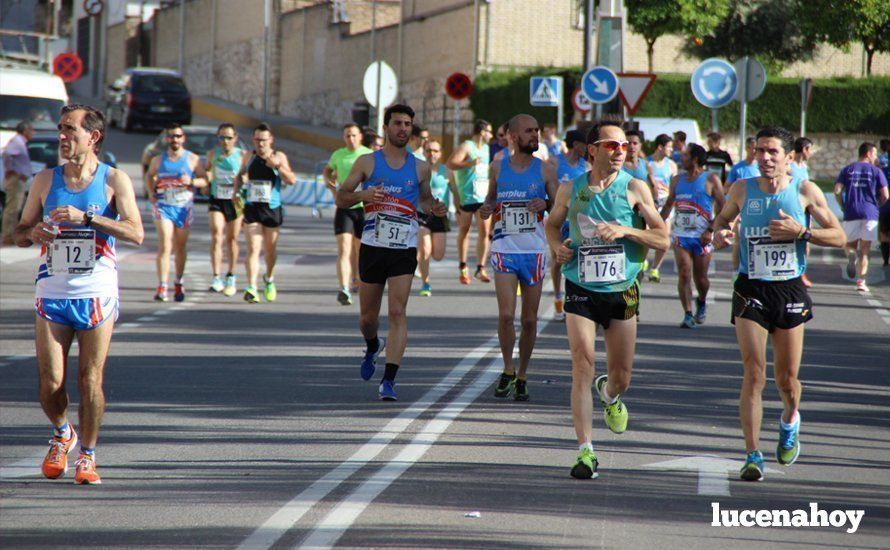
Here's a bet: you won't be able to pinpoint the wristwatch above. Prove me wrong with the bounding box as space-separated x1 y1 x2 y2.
801 228 812 241
84 211 94 227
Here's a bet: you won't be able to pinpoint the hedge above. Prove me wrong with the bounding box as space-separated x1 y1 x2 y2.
470 70 890 135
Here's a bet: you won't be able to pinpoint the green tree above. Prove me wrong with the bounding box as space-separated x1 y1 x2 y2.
626 0 730 72
682 0 815 71
796 0 890 77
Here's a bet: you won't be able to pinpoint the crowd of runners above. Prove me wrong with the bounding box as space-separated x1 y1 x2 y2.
9 101 888 485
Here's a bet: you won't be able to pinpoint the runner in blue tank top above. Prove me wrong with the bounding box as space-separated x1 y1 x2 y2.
14 104 144 485
480 114 558 402
232 123 297 303
711 127 845 483
549 129 589 321
546 121 669 480
336 104 446 402
659 144 725 328
145 123 207 302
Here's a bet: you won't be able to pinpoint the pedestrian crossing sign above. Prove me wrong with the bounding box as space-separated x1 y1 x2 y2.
530 76 562 107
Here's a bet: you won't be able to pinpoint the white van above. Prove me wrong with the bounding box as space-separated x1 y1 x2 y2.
634 117 703 147
0 66 69 149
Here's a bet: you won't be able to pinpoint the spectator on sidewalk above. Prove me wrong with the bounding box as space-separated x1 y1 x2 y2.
2 121 34 245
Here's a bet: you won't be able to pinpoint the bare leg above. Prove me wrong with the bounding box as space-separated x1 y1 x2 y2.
153 218 174 284
417 229 432 284
771 325 805 424
602 317 636 398
172 226 190 281
431 232 446 261
456 209 473 266
262 227 280 280
225 217 242 274
692 251 712 302
494 272 518 375
336 233 353 289
735 317 769 452
244 223 262 288
857 239 871 280
350 236 361 288
35 317 75 429
209 211 225 277
516 280 542 379
359 280 385 341
75 319 115 448
567 313 597 444
674 247 693 313
384 274 413 365
475 212 492 267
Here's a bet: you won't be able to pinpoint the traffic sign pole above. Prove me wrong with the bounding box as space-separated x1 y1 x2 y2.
453 101 461 151
711 109 718 133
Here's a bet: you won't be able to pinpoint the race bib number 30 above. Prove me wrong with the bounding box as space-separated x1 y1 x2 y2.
375 213 412 248
749 238 797 280
579 244 625 284
675 210 698 231
248 180 273 203
502 201 536 234
48 229 96 275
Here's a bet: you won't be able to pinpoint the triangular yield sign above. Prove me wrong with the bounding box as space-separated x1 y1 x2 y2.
532 79 558 104
617 73 657 116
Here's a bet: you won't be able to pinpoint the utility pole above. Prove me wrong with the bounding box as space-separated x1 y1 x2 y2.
178 0 185 75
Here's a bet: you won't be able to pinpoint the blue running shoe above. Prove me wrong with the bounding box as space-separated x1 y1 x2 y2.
360 337 385 381
694 299 707 324
680 312 696 329
378 379 398 401
740 450 765 481
777 414 801 466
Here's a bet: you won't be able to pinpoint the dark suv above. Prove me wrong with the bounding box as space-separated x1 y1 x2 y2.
105 68 191 132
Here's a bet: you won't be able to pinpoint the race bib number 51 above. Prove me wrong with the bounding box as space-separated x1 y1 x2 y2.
48 229 96 275
375 213 411 248
579 244 625 284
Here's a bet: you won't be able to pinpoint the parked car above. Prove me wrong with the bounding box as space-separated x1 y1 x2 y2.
0 66 68 148
141 125 248 199
105 67 191 132
27 133 118 172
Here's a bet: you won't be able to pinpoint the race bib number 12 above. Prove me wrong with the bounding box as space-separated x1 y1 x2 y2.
48 229 96 275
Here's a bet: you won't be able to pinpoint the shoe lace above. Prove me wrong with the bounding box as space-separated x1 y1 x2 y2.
74 454 94 470
46 439 65 463
746 451 762 463
779 425 798 449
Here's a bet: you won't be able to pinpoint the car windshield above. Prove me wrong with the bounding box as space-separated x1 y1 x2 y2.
0 96 65 131
132 75 188 94
27 139 60 168
150 131 246 157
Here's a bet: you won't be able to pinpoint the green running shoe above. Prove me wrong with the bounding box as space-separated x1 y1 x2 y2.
264 279 277 302
776 414 801 466
244 286 260 303
740 450 764 481
570 448 599 479
493 373 516 398
514 378 529 401
595 374 628 434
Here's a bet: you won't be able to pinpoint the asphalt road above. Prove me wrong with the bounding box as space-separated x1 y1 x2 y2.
1 126 888 549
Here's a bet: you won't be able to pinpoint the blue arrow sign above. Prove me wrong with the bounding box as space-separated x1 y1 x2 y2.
581 66 618 104
529 76 561 107
691 58 738 109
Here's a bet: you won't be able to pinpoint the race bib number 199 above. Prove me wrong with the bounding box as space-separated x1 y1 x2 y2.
48 229 96 275
375 213 411 248
579 244 625 284
749 238 797 280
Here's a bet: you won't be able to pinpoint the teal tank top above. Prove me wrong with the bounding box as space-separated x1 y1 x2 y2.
738 177 807 281
210 147 243 200
562 170 644 292
430 164 450 204
455 140 489 205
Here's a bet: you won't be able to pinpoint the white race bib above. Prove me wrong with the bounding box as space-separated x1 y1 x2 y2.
375 213 411 248
248 180 273 203
215 184 235 200
749 238 797 280
578 244 625 284
214 168 235 199
48 229 96 275
675 210 698 231
502 201 537 234
473 161 489 198
163 186 192 205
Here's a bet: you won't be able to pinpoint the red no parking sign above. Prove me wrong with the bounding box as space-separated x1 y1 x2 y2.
53 53 84 83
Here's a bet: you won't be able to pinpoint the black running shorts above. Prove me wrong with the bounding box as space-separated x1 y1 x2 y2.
459 203 483 214
334 207 365 237
564 279 640 330
243 204 283 228
208 197 239 223
359 244 418 285
731 274 813 332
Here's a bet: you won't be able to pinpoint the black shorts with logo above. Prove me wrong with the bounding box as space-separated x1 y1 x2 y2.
243 203 283 228
731 274 813 333
564 279 640 330
359 244 418 285
334 207 365 237
208 197 239 223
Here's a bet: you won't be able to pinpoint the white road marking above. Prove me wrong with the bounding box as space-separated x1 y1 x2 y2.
643 455 785 497
295 311 555 550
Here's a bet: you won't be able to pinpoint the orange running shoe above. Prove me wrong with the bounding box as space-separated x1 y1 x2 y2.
74 452 102 485
474 267 492 283
42 430 78 479
459 267 471 285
